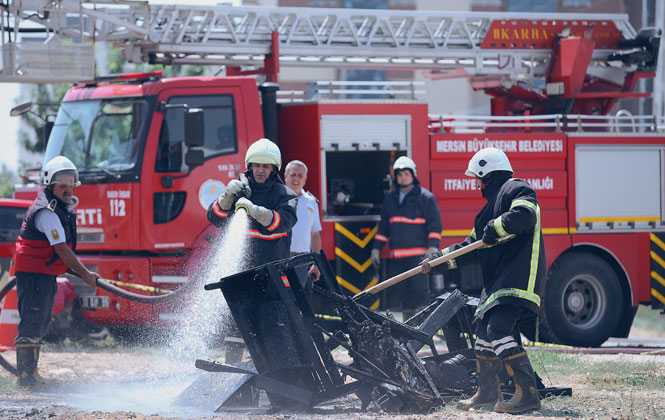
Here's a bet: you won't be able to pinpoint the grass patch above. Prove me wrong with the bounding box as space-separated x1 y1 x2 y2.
531 351 665 419
529 349 585 375
584 360 665 390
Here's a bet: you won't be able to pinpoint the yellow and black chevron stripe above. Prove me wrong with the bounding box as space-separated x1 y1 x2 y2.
651 233 665 309
334 222 380 310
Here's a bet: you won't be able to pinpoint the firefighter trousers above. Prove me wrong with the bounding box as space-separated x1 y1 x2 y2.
15 272 57 342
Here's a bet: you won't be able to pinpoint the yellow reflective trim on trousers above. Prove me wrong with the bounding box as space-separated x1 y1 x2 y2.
508 198 541 294
470 227 477 240
475 288 542 316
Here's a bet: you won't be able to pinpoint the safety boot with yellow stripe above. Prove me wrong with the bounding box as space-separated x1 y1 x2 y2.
457 353 503 411
494 351 541 414
16 342 46 387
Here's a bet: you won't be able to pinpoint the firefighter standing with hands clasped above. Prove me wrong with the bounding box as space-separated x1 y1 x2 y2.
372 156 442 315
13 156 99 387
421 147 546 414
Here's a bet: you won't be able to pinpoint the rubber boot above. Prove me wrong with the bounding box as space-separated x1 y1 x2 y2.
494 351 541 414
457 353 502 411
32 344 46 382
16 342 46 387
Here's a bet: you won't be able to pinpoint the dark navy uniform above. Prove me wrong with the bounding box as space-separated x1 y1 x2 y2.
373 184 442 310
207 171 297 267
440 173 546 321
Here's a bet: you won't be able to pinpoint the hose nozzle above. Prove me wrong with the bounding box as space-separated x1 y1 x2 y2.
235 202 249 213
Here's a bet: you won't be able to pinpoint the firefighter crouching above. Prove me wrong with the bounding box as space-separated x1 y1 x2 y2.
13 156 99 387
207 138 298 266
372 156 442 315
421 147 546 413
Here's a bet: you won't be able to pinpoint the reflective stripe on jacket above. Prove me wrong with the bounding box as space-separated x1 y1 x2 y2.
207 171 297 267
373 185 442 258
440 177 546 319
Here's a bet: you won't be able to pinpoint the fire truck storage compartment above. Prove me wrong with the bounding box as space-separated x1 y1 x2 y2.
575 145 665 230
325 151 404 216
321 114 411 218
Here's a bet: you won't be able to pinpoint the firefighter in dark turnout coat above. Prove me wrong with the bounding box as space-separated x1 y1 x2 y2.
372 156 442 311
421 147 545 414
207 138 297 267
207 138 297 364
13 156 99 387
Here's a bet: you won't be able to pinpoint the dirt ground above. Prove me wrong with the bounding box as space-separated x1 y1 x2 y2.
1 338 664 420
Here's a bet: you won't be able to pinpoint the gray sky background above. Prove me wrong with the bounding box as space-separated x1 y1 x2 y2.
0 83 21 173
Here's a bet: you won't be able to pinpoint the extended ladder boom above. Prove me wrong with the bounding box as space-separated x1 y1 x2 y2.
0 0 644 83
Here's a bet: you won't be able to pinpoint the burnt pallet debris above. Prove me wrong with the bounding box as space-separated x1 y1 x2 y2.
199 250 571 412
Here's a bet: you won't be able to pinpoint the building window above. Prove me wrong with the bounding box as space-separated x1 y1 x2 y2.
307 0 338 7
342 0 387 9
507 0 555 12
471 0 502 5
562 0 591 7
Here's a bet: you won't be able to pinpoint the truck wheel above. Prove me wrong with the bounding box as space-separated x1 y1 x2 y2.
538 253 623 347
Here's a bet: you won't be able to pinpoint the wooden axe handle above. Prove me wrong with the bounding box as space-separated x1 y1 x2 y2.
353 240 485 301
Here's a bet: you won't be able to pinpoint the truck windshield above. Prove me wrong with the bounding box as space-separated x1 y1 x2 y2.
44 98 149 176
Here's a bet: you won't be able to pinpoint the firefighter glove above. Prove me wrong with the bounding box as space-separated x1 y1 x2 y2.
482 219 500 244
371 249 381 269
235 197 274 227
427 247 442 260
217 179 244 210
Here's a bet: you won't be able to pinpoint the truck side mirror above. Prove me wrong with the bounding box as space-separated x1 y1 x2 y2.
185 149 205 169
10 102 34 116
184 108 204 147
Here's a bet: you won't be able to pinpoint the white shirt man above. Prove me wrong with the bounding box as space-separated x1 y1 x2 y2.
285 160 322 281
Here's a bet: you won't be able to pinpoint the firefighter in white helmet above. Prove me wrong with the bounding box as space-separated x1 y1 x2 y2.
207 138 297 266
420 147 546 414
207 138 297 364
371 156 442 313
13 156 99 386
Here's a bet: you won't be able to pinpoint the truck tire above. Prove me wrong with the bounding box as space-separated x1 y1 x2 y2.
538 252 623 347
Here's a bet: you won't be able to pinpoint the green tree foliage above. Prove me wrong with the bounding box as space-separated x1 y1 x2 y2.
103 41 205 77
16 83 69 154
0 164 14 198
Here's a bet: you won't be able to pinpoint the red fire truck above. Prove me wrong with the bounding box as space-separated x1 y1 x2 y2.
4 2 664 346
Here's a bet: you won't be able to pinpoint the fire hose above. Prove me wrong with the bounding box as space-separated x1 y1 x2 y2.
0 178 252 376
0 272 201 376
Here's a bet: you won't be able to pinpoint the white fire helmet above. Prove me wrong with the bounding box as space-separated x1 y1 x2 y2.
465 147 513 178
245 138 282 170
43 156 81 186
393 156 417 177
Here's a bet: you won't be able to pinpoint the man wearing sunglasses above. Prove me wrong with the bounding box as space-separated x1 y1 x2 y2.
13 155 99 386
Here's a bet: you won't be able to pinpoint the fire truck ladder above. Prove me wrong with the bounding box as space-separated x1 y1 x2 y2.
1 0 644 83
